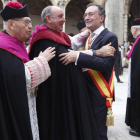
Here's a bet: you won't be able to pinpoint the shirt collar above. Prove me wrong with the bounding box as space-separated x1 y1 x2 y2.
92 25 105 35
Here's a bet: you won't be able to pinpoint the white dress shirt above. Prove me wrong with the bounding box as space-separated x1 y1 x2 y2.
75 25 105 65
90 25 105 46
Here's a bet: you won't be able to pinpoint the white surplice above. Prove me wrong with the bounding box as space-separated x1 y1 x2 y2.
25 56 51 140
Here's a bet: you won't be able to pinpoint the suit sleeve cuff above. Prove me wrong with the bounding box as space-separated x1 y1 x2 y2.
75 50 95 65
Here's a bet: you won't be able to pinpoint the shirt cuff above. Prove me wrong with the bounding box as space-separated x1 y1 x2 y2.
75 52 80 65
93 50 96 56
75 50 95 65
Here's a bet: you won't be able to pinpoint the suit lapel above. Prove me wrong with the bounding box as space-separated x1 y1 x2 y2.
91 28 109 49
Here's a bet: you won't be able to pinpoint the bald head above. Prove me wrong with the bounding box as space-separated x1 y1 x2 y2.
51 6 62 12
41 5 66 33
41 6 62 24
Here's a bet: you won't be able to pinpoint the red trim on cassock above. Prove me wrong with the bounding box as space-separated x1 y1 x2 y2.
0 47 24 62
29 29 71 54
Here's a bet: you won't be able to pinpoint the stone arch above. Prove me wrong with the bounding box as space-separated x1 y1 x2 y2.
19 0 52 15
124 0 132 14
127 0 140 42
18 0 52 29
128 0 140 19
65 0 95 35
94 0 105 8
0 0 3 30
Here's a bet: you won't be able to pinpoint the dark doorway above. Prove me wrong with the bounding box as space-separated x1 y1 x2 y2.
18 0 52 15
128 0 140 42
66 0 91 34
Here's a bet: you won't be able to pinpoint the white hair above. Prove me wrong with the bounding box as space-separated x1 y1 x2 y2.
3 21 8 29
41 6 52 23
132 25 140 30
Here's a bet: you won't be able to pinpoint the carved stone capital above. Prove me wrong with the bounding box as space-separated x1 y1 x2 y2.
57 0 67 8
95 0 105 7
2 0 9 7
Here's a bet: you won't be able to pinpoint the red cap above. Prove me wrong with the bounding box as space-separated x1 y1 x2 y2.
6 1 23 8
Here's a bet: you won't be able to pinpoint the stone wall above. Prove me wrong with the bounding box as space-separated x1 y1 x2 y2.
105 0 126 44
0 0 133 43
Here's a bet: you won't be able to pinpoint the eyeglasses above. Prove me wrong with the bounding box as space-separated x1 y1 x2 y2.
13 19 32 26
83 12 96 19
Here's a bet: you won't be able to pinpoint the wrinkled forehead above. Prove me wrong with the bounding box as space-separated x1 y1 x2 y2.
51 7 64 16
85 6 99 14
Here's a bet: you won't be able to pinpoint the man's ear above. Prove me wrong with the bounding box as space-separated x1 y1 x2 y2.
133 27 137 32
135 27 138 32
46 15 51 23
8 20 14 30
100 15 104 23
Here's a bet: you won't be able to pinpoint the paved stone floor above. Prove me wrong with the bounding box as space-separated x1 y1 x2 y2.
108 68 140 140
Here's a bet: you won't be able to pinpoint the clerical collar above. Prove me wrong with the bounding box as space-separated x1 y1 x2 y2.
2 30 8 35
2 30 13 37
44 25 54 31
44 25 61 33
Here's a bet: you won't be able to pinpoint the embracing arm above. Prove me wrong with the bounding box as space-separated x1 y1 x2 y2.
77 35 118 72
70 30 89 50
25 56 51 89
25 46 55 89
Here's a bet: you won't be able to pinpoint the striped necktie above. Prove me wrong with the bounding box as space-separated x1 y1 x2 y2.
88 32 95 49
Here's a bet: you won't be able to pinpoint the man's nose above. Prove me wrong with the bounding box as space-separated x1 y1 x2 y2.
84 15 89 21
29 23 33 29
63 17 66 22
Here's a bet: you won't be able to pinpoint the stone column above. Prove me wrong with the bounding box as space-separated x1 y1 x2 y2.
95 0 105 8
57 0 67 32
123 0 131 42
123 13 128 42
2 0 10 29
2 0 18 7
105 0 126 44
105 0 114 32
2 0 10 7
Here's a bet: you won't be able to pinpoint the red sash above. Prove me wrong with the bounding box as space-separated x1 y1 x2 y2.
85 37 114 108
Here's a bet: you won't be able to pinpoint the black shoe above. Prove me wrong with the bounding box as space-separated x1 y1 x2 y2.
117 80 123 83
129 129 140 137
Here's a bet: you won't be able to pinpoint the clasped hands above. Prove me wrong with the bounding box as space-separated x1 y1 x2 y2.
59 43 116 65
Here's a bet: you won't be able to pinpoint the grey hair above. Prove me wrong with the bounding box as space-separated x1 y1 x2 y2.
132 26 140 30
41 6 52 23
3 21 8 29
86 3 106 23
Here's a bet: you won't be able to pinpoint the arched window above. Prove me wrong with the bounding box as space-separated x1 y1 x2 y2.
18 0 52 29
65 0 92 35
128 0 140 41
